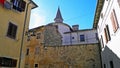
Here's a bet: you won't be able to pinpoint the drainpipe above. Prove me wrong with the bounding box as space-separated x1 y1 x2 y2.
70 32 72 45
18 1 31 68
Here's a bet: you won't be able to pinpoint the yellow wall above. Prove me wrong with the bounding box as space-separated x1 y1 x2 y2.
0 0 37 68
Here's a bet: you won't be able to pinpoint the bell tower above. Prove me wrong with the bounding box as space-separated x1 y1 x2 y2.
54 7 63 23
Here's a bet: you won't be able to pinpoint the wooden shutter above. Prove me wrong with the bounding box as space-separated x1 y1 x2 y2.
110 9 119 32
104 28 108 43
106 25 111 41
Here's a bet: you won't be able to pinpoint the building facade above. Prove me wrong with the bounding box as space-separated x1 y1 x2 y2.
94 0 120 68
25 8 101 68
50 8 99 45
0 0 37 68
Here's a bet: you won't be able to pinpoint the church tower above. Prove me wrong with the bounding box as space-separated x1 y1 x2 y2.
54 7 63 23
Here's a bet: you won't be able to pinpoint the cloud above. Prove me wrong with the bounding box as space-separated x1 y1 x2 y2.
29 8 47 29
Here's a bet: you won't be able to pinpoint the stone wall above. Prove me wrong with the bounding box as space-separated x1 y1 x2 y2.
44 24 62 46
25 44 101 68
25 25 101 68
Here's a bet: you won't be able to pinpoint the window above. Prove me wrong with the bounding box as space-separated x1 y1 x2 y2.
104 25 111 43
35 64 38 68
55 25 58 29
80 35 85 42
118 0 120 7
25 64 29 68
72 37 74 39
26 48 29 55
106 25 111 41
0 57 17 67
7 22 17 39
95 33 98 40
110 61 114 68
100 35 104 48
104 64 106 68
36 33 41 39
35 47 40 55
10 0 26 12
31 31 36 36
27 36 30 41
110 9 119 32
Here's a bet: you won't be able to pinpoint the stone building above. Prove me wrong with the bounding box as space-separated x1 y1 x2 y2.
0 0 37 68
93 0 120 68
25 7 101 68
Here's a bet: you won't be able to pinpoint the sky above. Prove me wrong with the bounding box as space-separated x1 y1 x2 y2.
29 0 97 29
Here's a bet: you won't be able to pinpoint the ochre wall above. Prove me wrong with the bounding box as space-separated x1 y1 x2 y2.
25 44 101 68
0 0 34 67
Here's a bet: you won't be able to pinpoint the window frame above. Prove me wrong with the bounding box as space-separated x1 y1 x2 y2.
36 33 41 39
7 22 18 39
100 35 104 48
110 9 119 33
26 48 29 55
34 64 38 68
118 0 120 7
110 61 114 68
35 47 40 55
0 57 17 67
80 35 85 42
11 0 26 12
103 64 106 68
104 25 111 43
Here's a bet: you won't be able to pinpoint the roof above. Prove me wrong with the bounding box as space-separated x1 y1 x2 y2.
30 0 38 9
64 29 96 34
29 26 45 32
47 22 73 31
93 0 104 28
54 7 64 23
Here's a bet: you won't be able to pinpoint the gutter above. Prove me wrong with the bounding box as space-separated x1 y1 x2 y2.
18 1 32 68
93 0 104 28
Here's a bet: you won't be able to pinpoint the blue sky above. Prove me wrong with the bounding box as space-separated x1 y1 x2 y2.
29 0 97 29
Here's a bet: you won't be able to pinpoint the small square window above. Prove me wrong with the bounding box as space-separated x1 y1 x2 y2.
55 25 58 29
35 64 38 68
35 47 40 55
26 48 29 55
72 37 74 39
7 22 17 39
80 35 85 42
36 33 41 39
27 36 30 41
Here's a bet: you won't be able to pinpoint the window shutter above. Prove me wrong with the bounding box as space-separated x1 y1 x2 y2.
100 35 104 48
12 25 17 38
106 25 111 41
104 28 108 43
110 9 119 32
21 0 26 11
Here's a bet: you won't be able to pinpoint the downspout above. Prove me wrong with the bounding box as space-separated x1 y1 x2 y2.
18 1 31 68
70 32 72 45
77 31 79 43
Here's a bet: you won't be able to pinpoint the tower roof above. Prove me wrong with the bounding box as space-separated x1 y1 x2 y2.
54 7 63 23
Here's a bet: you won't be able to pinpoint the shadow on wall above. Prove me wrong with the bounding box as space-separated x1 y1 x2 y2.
101 46 120 68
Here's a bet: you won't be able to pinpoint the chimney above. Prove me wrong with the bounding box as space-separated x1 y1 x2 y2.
72 25 79 31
